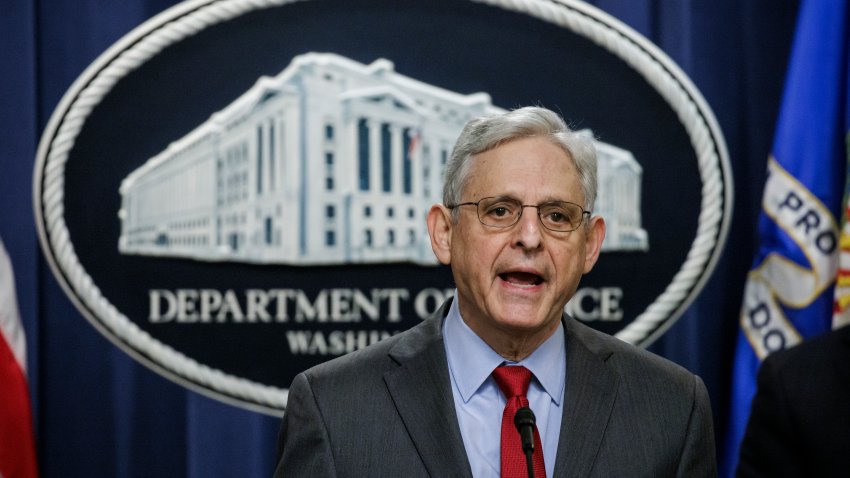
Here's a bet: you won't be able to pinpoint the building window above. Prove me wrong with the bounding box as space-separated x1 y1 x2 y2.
325 124 334 140
409 229 416 245
403 128 413 194
388 229 395 245
326 205 335 218
387 207 394 218
408 208 415 219
381 123 392 192
364 229 373 246
325 152 334 191
364 205 372 217
358 118 369 191
326 230 336 246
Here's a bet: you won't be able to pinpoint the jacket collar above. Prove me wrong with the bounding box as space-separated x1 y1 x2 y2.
383 299 619 478
384 300 473 478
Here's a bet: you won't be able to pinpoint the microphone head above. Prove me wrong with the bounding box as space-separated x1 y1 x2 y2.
514 406 536 429
514 407 537 453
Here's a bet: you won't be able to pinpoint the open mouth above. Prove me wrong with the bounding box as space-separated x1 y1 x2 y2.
499 272 544 288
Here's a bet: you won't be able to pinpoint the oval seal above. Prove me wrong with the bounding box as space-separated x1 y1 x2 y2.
34 0 732 414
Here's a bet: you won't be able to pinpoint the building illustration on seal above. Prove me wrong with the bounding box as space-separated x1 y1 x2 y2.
117 52 648 265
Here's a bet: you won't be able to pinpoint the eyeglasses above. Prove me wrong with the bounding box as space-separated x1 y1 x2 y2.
447 196 590 232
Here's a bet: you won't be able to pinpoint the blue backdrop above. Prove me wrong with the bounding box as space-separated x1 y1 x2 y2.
0 0 799 476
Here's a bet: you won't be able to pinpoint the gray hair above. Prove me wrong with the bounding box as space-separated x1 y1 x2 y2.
443 106 597 219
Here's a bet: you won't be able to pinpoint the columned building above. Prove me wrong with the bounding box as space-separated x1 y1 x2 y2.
595 141 648 251
118 53 647 265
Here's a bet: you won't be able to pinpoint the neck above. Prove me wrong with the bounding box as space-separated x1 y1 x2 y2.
468 319 560 363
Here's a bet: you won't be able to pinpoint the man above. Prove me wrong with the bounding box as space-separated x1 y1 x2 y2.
274 106 716 477
737 325 850 477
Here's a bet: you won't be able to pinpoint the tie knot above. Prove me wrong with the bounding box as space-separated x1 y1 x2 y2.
492 365 533 398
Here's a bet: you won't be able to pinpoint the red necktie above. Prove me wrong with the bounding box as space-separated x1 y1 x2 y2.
492 365 546 478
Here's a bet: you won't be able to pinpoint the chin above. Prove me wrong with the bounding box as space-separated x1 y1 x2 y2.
494 307 551 331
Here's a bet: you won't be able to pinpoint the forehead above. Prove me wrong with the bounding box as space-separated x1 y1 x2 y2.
465 136 581 200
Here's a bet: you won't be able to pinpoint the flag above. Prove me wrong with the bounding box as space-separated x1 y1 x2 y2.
722 0 850 476
0 237 38 478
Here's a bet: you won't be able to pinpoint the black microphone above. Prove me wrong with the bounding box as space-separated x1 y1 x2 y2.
514 407 536 478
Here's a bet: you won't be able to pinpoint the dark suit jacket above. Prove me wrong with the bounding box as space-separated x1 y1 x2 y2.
274 301 716 477
737 325 850 477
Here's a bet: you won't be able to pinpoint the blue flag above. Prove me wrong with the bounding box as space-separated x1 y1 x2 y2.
722 0 850 476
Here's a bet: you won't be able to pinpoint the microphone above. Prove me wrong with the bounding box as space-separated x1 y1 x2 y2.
514 407 536 478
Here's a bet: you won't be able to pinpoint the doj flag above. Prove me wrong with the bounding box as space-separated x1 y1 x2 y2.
722 0 850 475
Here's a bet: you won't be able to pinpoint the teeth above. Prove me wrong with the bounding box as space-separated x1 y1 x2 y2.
512 282 536 289
501 272 542 286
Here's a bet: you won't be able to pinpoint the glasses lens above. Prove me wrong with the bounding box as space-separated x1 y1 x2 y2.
539 202 584 231
476 197 521 227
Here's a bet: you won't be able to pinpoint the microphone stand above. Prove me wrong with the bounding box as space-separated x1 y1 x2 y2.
524 447 534 478
514 407 537 478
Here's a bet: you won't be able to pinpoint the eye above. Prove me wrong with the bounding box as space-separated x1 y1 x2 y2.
540 202 581 229
545 211 569 224
490 206 510 217
481 199 518 220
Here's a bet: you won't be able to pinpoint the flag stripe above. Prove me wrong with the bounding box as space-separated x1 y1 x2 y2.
0 237 38 478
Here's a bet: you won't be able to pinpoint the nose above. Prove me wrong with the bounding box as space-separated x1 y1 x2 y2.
512 206 543 250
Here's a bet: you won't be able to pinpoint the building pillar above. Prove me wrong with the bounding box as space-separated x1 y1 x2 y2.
267 118 276 193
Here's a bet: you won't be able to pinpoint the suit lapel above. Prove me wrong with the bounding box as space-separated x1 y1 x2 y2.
553 318 619 478
383 308 473 478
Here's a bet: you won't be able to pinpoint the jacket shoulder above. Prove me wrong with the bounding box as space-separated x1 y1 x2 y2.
566 317 702 395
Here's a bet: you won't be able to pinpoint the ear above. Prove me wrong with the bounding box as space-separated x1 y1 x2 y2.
582 215 606 274
427 204 453 265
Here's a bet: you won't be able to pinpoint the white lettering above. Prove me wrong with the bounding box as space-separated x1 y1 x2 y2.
566 287 624 322
199 289 221 322
285 330 397 355
246 289 272 322
149 289 176 322
177 289 198 322
149 288 419 324
414 288 454 319
381 289 409 322
217 290 244 322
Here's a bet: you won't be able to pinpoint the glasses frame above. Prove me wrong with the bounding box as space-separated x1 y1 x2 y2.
447 196 591 232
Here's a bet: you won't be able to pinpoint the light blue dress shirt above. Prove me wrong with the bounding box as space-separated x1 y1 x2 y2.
442 297 566 478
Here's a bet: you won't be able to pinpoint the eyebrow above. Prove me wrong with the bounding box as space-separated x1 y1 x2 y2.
488 194 576 204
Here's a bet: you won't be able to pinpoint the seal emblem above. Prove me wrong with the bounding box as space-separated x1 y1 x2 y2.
34 0 731 414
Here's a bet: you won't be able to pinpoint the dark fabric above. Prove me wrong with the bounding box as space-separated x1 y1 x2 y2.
736 326 850 478
275 301 471 478
0 0 800 476
275 302 716 477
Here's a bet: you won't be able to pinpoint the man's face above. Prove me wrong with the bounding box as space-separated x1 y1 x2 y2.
429 136 605 348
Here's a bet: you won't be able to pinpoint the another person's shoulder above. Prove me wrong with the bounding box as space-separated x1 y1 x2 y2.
755 325 850 400
763 324 850 372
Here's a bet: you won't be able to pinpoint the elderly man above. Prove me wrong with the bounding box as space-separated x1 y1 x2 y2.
274 106 716 477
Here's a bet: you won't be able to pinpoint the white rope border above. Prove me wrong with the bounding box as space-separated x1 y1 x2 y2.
36 0 730 413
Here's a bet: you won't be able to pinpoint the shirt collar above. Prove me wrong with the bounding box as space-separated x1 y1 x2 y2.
443 295 566 405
